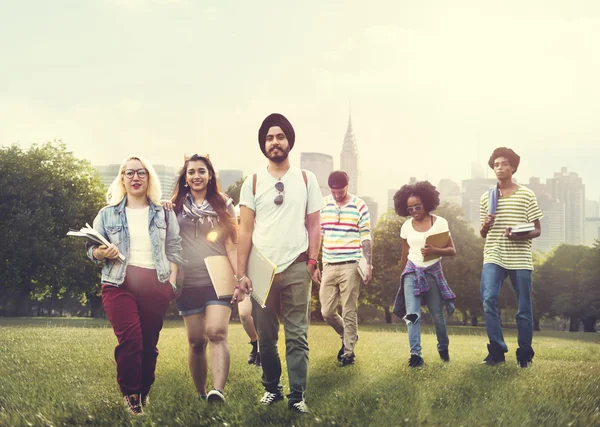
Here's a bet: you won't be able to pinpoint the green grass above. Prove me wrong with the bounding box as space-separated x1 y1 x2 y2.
0 318 599 426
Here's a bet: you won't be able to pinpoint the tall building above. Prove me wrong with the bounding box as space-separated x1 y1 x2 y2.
437 179 462 207
585 199 600 218
461 175 496 229
388 188 400 212
340 113 359 194
300 152 333 195
94 164 179 197
546 167 585 245
360 195 379 229
526 177 563 253
584 218 600 246
218 169 243 192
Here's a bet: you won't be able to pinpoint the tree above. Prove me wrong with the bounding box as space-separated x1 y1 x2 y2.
225 177 245 206
0 141 106 316
364 211 405 323
534 244 599 332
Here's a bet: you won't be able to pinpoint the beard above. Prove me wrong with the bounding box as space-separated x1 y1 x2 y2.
267 145 290 163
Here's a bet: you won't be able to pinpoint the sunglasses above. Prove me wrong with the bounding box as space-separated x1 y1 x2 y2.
184 152 210 161
274 181 284 206
407 205 423 214
123 168 148 179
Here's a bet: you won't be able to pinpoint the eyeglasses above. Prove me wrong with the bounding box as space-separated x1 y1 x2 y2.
274 181 284 206
123 169 148 179
184 152 210 161
407 205 423 214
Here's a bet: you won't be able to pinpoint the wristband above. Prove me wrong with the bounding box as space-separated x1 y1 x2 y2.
307 258 318 267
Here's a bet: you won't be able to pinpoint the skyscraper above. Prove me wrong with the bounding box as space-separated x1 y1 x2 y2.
340 113 359 194
546 167 585 245
526 177 566 253
437 179 462 207
360 195 379 229
300 152 333 195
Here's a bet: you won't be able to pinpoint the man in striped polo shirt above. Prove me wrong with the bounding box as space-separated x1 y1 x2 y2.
479 147 543 368
319 171 372 366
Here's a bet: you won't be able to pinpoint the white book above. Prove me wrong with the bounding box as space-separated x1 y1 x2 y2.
511 223 535 234
67 223 126 262
247 245 277 308
357 255 369 281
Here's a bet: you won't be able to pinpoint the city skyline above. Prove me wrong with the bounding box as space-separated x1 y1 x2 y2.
1 1 598 215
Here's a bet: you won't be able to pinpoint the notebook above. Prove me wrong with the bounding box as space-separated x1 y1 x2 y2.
204 256 237 299
246 245 277 308
423 231 450 262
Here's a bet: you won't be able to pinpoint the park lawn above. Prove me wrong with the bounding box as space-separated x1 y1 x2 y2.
0 318 598 427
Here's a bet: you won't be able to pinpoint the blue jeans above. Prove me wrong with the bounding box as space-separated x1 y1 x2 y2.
480 263 533 353
403 273 449 356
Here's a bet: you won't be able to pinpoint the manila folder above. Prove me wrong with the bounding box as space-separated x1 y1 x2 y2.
204 256 237 299
247 245 277 308
423 231 450 262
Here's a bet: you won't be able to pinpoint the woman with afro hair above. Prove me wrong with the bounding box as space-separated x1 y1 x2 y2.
392 181 457 368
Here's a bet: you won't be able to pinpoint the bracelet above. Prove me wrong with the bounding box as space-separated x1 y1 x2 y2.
235 274 247 283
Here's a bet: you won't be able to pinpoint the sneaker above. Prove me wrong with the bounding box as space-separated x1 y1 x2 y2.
337 338 345 362
260 391 284 405
198 393 207 401
248 341 259 364
482 343 506 365
516 348 534 368
439 350 450 362
289 399 309 414
408 354 424 368
123 394 143 415
141 393 150 407
340 353 355 366
207 389 225 403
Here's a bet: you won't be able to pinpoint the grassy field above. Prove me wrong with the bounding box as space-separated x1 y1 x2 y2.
0 318 598 426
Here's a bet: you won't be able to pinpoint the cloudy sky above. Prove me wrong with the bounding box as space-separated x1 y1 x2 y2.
1 0 598 212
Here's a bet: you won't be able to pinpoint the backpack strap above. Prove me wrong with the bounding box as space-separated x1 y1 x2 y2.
253 173 257 196
301 169 308 189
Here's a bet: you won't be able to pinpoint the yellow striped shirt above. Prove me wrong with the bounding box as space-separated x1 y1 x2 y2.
480 185 543 270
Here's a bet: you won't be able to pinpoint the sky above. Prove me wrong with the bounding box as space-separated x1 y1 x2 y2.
1 0 598 213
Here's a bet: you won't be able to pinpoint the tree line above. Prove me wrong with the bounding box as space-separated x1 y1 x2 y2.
1 143 598 331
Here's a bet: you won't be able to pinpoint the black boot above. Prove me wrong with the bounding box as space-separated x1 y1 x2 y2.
482 343 506 365
439 350 450 362
516 348 534 368
248 341 259 365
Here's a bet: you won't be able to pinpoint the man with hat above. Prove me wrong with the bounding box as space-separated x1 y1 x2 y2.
237 113 324 413
318 171 372 366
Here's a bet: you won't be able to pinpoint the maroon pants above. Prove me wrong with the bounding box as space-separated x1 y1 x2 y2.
102 266 173 396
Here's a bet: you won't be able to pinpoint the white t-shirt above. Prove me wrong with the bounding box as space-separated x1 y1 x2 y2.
400 215 450 268
239 166 325 273
126 206 155 269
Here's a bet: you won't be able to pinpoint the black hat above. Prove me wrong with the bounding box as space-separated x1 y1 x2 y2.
258 113 295 156
328 171 349 189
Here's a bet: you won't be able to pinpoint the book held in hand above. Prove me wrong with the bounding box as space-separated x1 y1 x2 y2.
67 223 125 262
247 245 277 308
423 231 450 262
357 255 369 281
510 223 535 234
204 256 237 299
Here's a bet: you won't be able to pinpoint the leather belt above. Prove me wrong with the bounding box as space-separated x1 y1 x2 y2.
292 252 308 264
326 260 358 266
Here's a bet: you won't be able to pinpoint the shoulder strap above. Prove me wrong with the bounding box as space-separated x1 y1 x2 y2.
301 169 308 189
253 173 257 196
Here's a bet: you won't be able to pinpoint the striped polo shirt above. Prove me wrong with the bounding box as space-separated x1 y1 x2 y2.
321 195 371 264
480 185 543 270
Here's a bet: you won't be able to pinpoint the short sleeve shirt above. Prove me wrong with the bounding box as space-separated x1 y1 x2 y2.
400 215 450 268
239 166 324 273
480 185 543 270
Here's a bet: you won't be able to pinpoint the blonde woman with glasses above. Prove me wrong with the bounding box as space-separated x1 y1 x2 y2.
86 155 184 415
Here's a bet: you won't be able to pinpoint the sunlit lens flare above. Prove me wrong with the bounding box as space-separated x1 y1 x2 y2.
207 231 219 242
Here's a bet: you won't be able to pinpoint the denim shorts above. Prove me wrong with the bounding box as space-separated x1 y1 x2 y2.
176 285 232 316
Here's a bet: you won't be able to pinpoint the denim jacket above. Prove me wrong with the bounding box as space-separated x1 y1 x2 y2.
86 196 185 286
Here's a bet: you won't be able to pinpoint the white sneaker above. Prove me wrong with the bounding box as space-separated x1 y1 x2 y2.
260 391 284 405
289 399 309 414
206 389 225 403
